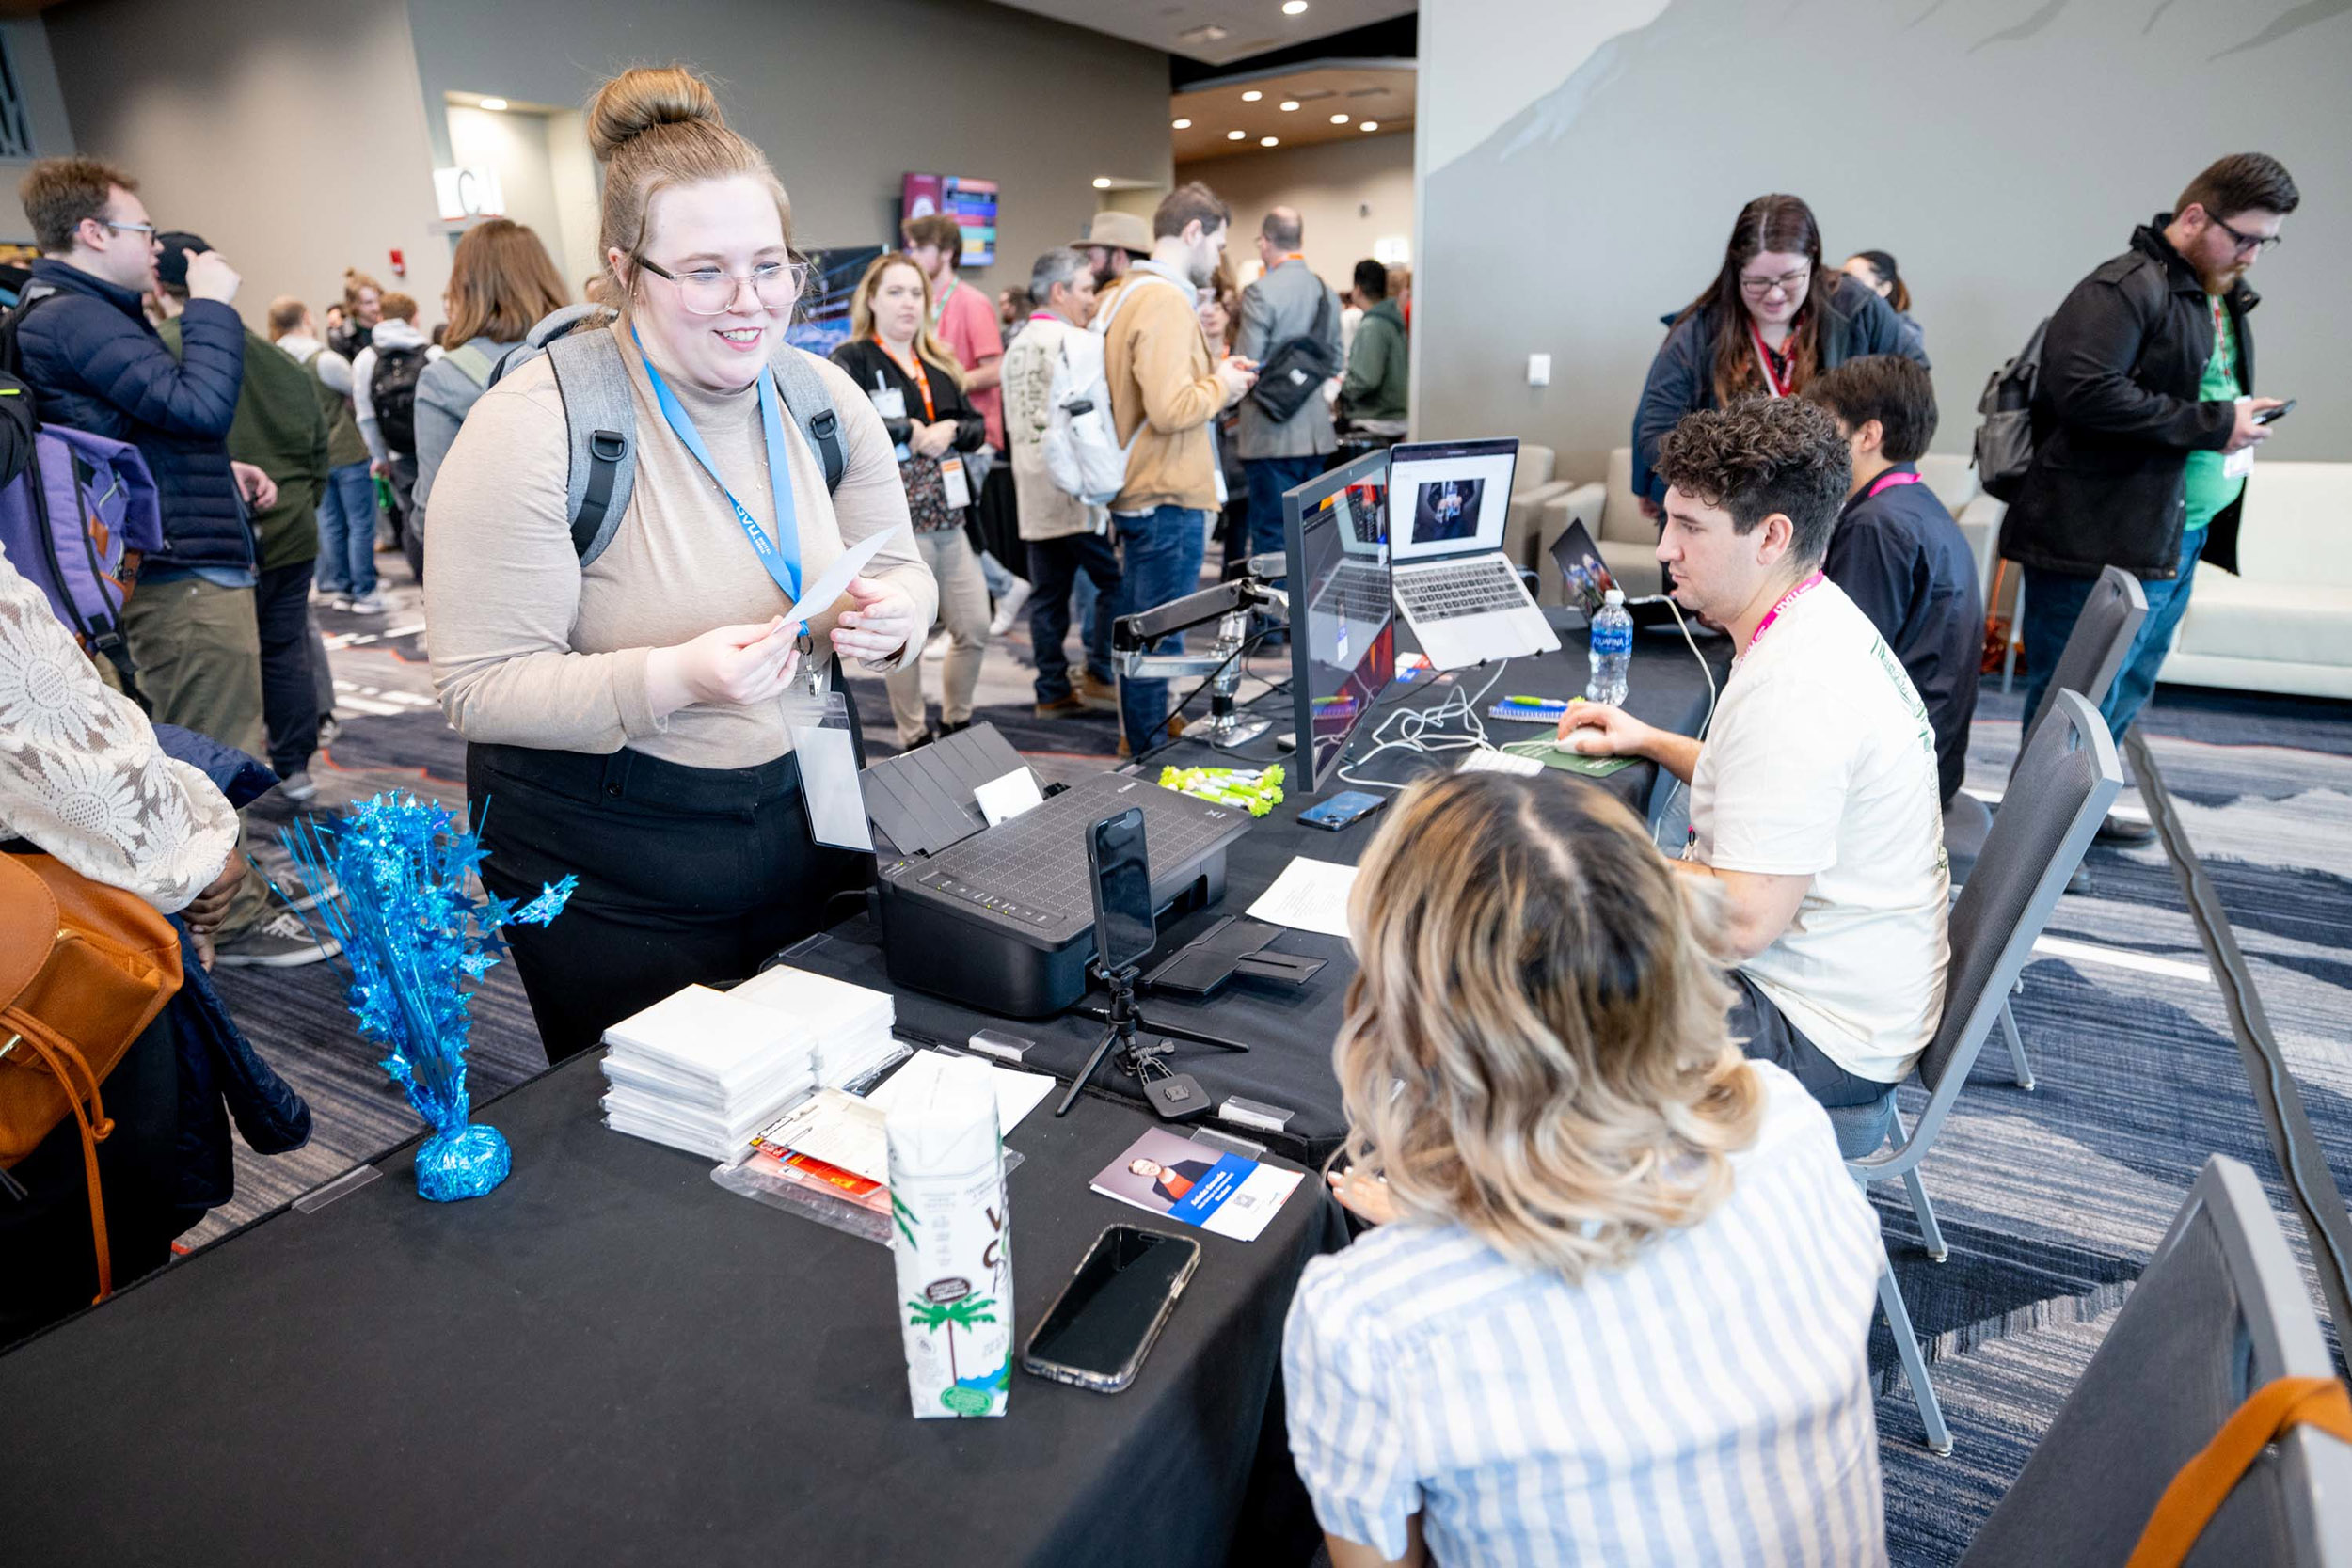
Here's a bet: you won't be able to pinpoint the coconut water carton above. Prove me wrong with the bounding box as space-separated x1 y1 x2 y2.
886 1053 1011 1418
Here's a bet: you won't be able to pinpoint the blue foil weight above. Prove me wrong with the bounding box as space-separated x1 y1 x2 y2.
417 1124 513 1203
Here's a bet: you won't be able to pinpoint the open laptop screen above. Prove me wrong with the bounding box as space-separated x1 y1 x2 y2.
1387 438 1518 563
1547 515 1619 619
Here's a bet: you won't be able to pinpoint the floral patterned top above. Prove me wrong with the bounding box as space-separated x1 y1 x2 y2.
0 540 238 912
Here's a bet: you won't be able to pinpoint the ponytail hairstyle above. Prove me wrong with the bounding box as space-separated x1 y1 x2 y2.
586 64 794 309
1850 249 1910 314
1673 194 1836 408
847 251 964 388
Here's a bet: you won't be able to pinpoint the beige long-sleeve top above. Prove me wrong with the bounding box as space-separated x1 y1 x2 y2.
425 323 937 770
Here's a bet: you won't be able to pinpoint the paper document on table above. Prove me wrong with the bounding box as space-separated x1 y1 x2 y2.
866 1049 1056 1135
787 525 909 637
1246 857 1359 939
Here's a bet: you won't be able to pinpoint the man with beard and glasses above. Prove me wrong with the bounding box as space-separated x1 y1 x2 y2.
2001 154 2296 845
1095 181 1257 755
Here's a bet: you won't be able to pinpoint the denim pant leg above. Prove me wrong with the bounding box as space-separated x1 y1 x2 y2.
313 463 355 594
1025 538 1080 704
2018 567 2098 738
1114 506 1207 752
1245 456 1322 561
319 460 377 595
2101 529 2204 739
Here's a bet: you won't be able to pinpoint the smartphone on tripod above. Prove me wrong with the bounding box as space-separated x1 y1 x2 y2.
1088 808 1157 974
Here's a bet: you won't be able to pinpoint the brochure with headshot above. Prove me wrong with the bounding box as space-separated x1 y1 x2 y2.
1090 1129 1303 1243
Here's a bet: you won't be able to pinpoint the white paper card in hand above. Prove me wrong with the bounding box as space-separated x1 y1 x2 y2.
973 768 1043 827
786 524 908 639
1246 856 1359 939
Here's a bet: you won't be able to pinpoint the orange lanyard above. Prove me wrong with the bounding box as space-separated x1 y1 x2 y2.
874 335 937 423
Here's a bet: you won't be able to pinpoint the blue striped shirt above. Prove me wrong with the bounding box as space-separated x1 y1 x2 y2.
1282 1062 1887 1566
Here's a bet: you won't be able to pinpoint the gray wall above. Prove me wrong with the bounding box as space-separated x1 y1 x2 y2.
1417 0 2352 480
401 0 1174 290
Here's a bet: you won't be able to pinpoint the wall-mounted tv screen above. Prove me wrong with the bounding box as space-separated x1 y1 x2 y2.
900 174 998 267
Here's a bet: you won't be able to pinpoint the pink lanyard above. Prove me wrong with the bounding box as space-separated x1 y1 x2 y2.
1746 571 1825 653
1867 468 1924 499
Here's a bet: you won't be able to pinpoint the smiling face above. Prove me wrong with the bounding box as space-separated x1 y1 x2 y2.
870 261 929 346
353 286 382 326
1740 248 1812 329
616 173 790 394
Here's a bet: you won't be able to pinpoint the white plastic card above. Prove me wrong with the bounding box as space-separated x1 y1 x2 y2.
939 455 973 511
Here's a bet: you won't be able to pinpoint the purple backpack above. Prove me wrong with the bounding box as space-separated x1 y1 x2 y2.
0 415 164 668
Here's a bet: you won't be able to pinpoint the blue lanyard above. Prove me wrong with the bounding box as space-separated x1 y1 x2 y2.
634 328 801 599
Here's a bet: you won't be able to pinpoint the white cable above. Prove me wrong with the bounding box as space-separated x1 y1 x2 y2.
1337 659 1514 791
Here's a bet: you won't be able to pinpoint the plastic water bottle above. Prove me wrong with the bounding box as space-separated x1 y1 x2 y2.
1585 589 1632 706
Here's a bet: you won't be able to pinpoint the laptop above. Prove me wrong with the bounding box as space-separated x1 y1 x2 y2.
1386 437 1561 671
1547 515 1618 629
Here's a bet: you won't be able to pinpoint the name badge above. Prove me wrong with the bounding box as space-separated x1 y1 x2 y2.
938 455 973 511
868 386 907 421
2223 445 2254 481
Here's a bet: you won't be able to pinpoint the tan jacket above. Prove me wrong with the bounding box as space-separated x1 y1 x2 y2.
1099 265 1225 515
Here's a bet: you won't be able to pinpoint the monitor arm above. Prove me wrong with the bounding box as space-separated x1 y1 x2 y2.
1111 565 1289 750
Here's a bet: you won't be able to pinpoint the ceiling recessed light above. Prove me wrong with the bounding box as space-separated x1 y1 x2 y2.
1227 130 1247 140
1330 113 1350 124
1261 136 1279 147
1282 0 1309 13
1091 177 1112 189
479 97 508 111
1279 100 1299 111
1171 118 1191 129
1241 90 1262 102
1359 120 1379 131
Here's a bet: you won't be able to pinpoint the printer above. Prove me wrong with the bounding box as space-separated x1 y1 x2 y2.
862 725 1254 1017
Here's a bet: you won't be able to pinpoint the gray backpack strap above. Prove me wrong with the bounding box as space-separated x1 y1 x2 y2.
771 346 847 495
542 327 636 566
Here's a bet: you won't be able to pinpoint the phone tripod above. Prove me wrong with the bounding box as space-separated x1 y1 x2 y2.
1053 963 1251 1118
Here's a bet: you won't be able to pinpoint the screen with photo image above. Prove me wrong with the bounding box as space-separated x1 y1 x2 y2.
1548 516 1619 617
1388 438 1518 561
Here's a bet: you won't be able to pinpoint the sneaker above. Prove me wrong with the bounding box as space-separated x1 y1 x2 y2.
317 715 341 747
987 579 1033 638
310 585 346 606
1035 694 1089 719
2094 812 2155 846
344 592 389 615
277 769 318 804
272 867 340 914
921 628 951 663
213 912 341 968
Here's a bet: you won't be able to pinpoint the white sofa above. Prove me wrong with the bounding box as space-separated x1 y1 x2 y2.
2160 461 2352 699
1503 444 1574 574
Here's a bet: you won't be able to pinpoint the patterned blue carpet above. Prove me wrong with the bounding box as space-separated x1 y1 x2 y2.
190 673 2352 1564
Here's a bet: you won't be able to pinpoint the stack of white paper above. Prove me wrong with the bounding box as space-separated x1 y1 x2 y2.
729 964 900 1089
599 985 817 1160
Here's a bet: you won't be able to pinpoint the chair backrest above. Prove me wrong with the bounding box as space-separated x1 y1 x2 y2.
1514 443 1557 491
2020 565 2147 753
1960 1155 2352 1568
1599 446 1649 545
1912 690 2120 1117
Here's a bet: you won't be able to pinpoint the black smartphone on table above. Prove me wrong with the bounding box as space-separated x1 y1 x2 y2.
1297 790 1388 832
1022 1225 1202 1392
1087 807 1157 974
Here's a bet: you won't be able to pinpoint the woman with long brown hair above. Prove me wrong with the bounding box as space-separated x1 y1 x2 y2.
1630 194 1921 517
1282 771 1884 1566
407 217 570 575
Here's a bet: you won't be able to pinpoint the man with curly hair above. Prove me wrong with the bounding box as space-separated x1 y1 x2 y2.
1562 396 1949 1108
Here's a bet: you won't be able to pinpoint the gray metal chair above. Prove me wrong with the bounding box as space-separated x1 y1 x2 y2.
1833 689 2122 1453
1959 1155 2352 1567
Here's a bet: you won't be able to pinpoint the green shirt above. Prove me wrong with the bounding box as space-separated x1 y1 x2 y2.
2181 296 2244 537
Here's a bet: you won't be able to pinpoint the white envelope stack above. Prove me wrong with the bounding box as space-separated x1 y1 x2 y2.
728 964 900 1090
600 985 818 1160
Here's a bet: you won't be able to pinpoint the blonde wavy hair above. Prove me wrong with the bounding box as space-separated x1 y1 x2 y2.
1335 771 1764 1279
847 252 965 389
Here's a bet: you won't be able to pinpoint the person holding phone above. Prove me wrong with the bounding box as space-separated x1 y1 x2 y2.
1631 194 1923 520
1283 771 1884 1567
426 66 935 1063
831 253 991 750
2002 152 2297 828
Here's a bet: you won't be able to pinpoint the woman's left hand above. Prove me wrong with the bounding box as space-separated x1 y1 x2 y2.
830 574 918 664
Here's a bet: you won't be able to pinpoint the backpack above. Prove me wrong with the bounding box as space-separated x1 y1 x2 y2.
490 305 848 565
1973 316 2050 504
1246 282 1339 425
370 343 428 457
1039 324 1126 505
0 295 167 672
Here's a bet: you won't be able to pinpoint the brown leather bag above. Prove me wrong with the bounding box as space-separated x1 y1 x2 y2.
0 851 184 1302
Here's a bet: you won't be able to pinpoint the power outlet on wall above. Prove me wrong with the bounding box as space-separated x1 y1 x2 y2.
1527 353 1552 388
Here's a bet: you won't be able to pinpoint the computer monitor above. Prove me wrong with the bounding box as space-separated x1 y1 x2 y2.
1282 449 1393 792
1386 437 1518 562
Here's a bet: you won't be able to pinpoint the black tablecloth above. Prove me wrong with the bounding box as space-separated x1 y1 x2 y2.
793 627 1728 1164
0 1054 1343 1568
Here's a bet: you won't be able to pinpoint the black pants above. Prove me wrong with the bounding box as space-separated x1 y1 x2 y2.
1025 532 1121 704
254 559 321 777
1726 969 1894 1108
0 1007 187 1350
469 742 870 1064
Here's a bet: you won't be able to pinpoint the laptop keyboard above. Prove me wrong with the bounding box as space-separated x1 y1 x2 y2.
1312 560 1393 622
1396 558 1528 623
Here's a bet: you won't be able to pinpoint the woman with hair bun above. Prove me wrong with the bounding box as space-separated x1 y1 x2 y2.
425 64 936 1061
1282 771 1885 1566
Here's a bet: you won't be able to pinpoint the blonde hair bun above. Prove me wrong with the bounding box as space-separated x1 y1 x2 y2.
587 65 724 163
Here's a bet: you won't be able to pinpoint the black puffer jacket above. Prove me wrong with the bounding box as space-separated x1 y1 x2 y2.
1999 218 2254 581
14 259 249 570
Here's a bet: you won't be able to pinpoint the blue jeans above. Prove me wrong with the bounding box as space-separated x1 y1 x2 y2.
1112 505 1208 752
1244 455 1324 561
313 459 377 597
2022 527 2205 742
